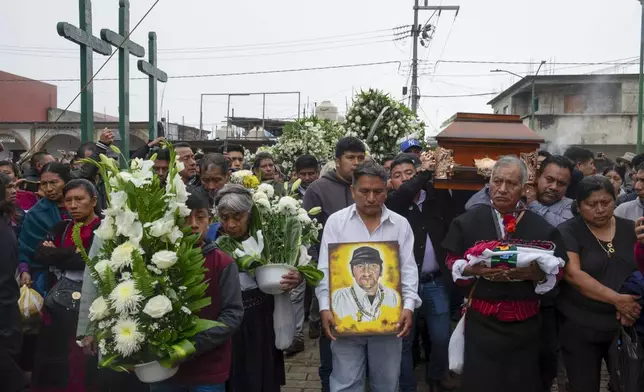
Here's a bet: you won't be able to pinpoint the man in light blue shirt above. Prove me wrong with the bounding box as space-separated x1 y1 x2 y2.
527 155 574 227
316 161 421 392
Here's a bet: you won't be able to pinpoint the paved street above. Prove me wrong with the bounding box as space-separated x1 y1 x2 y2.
282 327 611 392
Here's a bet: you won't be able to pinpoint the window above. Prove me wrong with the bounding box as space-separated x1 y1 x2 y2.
564 95 586 113
533 97 540 113
503 106 508 114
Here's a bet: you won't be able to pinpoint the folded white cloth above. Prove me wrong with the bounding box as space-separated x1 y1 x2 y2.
451 246 565 294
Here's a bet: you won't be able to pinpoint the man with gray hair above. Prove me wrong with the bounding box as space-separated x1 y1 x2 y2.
441 156 568 392
316 161 421 392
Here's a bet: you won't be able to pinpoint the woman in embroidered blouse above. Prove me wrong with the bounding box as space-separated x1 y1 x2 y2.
557 176 640 392
30 179 101 392
213 184 302 392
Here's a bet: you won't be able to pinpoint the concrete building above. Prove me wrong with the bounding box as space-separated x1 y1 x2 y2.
488 74 639 156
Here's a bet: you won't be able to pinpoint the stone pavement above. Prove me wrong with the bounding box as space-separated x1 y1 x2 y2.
282 327 611 392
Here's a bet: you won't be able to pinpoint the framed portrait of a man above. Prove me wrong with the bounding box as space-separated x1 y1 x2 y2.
328 241 402 335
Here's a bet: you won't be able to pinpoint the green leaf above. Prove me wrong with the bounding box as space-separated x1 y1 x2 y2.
182 317 225 337
184 282 208 299
216 236 242 255
283 217 302 266
236 255 264 271
298 265 324 287
187 297 212 312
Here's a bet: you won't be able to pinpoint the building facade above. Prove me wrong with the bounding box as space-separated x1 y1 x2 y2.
488 74 639 156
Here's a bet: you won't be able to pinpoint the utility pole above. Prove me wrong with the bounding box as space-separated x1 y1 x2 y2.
410 1 460 115
637 0 644 154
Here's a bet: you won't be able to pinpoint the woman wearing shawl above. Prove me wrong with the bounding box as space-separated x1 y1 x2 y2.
18 162 71 296
30 179 101 392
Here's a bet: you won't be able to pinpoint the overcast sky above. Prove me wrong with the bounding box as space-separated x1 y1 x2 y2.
0 0 641 136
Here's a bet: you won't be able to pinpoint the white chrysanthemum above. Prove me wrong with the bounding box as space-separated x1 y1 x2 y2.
277 196 299 215
142 295 173 319
94 259 111 278
110 241 136 271
89 296 110 321
297 213 312 224
94 216 115 240
151 250 178 270
109 280 143 314
112 318 144 357
252 191 268 202
257 183 274 198
255 198 270 210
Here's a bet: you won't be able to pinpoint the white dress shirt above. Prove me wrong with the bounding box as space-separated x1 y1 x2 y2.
332 283 400 322
315 204 422 313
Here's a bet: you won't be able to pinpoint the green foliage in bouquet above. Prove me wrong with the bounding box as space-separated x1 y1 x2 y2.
74 143 222 371
216 177 324 287
345 89 425 160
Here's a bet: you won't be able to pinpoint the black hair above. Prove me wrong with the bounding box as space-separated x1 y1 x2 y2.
335 137 366 159
63 178 98 199
537 155 574 177
154 148 170 162
0 172 13 218
602 165 626 182
389 153 418 172
186 186 210 211
632 153 644 169
77 142 96 159
200 153 229 174
174 142 192 149
380 154 396 165
571 175 616 216
537 150 552 158
30 151 52 168
352 160 387 185
563 146 594 165
294 155 318 173
253 152 274 170
41 162 71 183
220 144 244 155
0 160 19 177
635 162 644 172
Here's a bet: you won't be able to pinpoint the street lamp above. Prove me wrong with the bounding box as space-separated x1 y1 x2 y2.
491 60 546 130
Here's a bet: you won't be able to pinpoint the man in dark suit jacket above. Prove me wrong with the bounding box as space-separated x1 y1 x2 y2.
385 153 457 392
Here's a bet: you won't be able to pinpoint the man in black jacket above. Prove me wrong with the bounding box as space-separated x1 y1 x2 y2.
385 154 456 392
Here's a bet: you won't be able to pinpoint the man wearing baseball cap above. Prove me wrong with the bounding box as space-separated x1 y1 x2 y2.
400 138 422 157
331 246 400 322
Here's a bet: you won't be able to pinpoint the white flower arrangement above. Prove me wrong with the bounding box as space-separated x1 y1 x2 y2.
75 143 222 372
216 179 324 286
345 89 425 161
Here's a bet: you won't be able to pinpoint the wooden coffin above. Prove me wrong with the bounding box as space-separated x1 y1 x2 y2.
433 113 544 191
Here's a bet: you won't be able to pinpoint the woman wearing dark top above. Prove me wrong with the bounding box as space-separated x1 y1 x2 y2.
0 173 29 392
557 176 641 392
31 179 101 392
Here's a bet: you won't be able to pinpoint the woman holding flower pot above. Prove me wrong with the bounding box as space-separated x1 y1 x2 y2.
214 184 302 392
30 179 101 392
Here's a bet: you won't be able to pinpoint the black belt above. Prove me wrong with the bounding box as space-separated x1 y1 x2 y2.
419 270 442 283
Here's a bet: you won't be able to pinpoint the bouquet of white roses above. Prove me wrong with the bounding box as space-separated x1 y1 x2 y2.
345 89 425 160
74 143 222 378
215 179 323 288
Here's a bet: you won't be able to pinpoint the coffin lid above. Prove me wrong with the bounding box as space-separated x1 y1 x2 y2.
436 113 544 143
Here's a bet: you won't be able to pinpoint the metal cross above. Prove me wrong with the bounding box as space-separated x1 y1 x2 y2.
57 0 113 143
100 0 145 162
137 32 168 140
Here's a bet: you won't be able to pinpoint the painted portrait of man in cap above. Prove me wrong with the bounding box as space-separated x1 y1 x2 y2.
331 245 400 323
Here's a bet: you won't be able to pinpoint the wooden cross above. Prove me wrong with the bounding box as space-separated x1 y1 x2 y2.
100 0 145 162
137 32 168 140
57 0 113 143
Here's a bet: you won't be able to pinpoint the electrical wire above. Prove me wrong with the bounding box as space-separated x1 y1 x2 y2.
0 60 402 83
420 92 498 98
21 0 161 161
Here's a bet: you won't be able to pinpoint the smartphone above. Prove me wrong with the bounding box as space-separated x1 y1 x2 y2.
19 180 40 193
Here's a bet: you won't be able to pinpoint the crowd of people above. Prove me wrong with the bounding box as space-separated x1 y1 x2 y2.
1 129 644 392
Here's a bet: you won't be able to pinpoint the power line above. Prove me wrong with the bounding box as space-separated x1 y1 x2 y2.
431 59 640 66
420 92 498 98
22 0 161 160
0 27 400 54
0 60 402 83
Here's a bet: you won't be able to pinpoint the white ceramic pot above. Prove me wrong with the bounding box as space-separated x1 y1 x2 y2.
134 361 179 383
255 264 297 295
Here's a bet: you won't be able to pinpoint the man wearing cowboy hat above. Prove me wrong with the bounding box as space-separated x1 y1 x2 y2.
332 246 400 322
